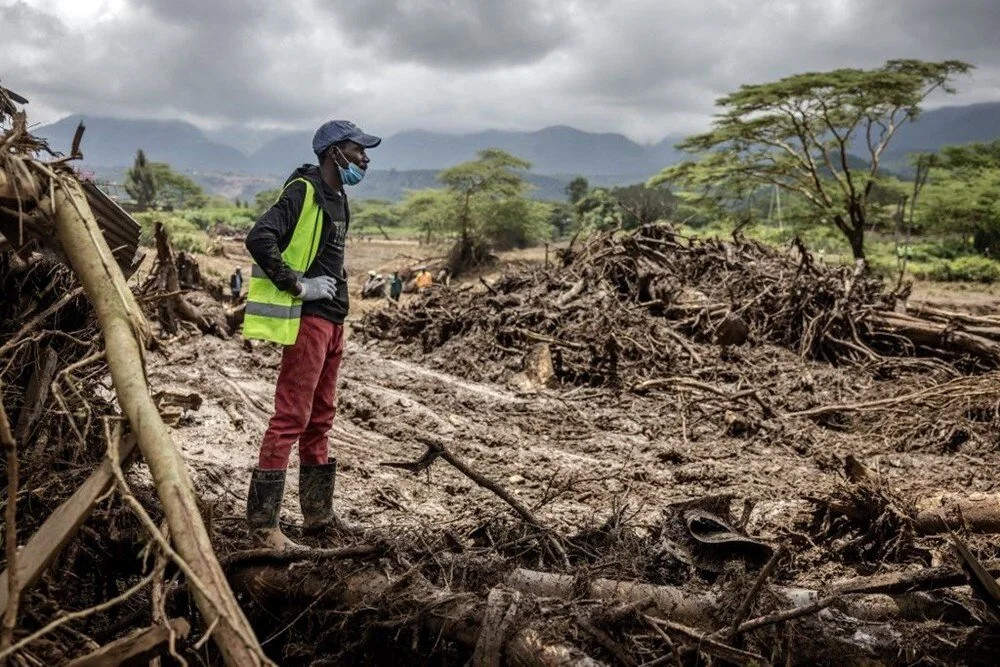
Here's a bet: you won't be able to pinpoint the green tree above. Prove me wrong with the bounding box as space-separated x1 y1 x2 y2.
547 202 574 238
574 188 621 231
611 183 677 228
653 59 972 261
353 199 403 238
124 149 157 211
565 176 589 204
438 148 546 272
919 142 1000 254
149 162 207 209
398 189 454 244
252 187 282 217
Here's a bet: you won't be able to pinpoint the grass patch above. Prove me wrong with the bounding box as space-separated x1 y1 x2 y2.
134 211 211 254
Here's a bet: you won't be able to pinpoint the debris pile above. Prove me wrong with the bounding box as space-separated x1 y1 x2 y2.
360 224 1000 390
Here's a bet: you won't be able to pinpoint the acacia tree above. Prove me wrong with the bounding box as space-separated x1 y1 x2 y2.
653 59 972 261
438 148 533 272
398 188 453 244
124 149 157 210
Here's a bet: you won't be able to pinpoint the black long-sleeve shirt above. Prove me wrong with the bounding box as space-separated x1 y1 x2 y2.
245 165 351 324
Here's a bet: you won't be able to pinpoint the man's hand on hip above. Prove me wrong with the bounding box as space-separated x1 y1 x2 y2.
296 276 339 301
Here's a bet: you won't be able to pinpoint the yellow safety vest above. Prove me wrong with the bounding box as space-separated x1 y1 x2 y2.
243 178 324 345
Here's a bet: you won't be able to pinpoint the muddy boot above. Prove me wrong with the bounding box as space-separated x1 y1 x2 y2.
300 461 353 535
246 468 298 550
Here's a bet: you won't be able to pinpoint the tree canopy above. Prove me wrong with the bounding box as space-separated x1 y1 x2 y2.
652 59 973 261
150 162 207 209
919 141 1000 254
437 149 550 272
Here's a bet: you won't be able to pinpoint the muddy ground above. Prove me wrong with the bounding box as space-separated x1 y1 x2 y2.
160 237 998 594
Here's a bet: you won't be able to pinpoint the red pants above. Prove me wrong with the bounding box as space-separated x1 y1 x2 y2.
258 315 344 469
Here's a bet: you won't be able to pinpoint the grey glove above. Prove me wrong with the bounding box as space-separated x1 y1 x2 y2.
296 275 338 301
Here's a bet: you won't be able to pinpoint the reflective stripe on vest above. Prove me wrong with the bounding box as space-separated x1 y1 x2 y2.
242 178 323 345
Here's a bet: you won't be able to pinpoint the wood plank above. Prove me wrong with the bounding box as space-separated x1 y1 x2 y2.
65 618 190 667
0 435 137 617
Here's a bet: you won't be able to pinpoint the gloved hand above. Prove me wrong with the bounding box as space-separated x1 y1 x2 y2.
296 275 338 301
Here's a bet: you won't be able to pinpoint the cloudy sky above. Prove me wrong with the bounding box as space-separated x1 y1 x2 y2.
2 0 998 143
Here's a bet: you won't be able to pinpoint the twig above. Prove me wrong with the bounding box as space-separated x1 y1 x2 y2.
576 615 637 667
479 277 497 295
645 615 769 666
0 287 84 357
0 389 19 654
727 545 786 636
0 570 156 660
384 432 570 568
735 594 839 635
221 544 381 568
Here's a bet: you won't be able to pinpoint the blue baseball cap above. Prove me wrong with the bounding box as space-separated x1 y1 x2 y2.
312 120 381 156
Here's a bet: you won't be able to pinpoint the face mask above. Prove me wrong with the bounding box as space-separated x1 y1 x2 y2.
339 162 365 186
332 147 365 186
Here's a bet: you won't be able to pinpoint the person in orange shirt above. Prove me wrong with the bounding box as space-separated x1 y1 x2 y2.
415 266 433 291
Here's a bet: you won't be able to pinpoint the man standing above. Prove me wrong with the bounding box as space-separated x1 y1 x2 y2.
243 120 380 549
229 266 243 303
389 271 403 301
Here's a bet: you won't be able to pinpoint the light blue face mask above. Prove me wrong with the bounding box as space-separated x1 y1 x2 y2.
333 147 366 186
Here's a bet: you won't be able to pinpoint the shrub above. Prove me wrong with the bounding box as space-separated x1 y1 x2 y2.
134 211 209 254
909 256 1000 283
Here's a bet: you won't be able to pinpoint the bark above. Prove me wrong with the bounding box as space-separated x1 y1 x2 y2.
228 564 603 667
65 618 190 667
914 493 1000 535
869 310 1000 366
51 178 265 665
152 222 214 335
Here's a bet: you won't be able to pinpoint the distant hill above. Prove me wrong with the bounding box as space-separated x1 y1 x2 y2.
33 101 1000 195
888 102 1000 154
881 101 1000 174
247 125 685 177
37 115 245 171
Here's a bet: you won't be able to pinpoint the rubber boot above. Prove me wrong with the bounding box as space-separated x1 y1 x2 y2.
300 461 352 535
246 468 298 550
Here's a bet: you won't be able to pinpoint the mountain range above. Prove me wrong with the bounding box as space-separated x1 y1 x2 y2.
33 101 1000 201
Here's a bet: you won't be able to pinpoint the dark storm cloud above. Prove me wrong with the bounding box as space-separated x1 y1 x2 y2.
321 0 575 68
2 0 998 140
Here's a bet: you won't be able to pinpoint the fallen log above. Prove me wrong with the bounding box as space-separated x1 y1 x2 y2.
830 559 1000 595
51 178 266 665
229 563 603 666
504 568 714 627
504 568 974 659
65 618 190 667
914 493 1000 535
869 310 1000 366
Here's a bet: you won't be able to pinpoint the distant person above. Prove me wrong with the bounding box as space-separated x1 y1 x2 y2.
415 266 433 291
435 266 451 286
361 270 386 298
243 119 381 550
230 267 243 303
389 271 403 301
362 269 377 296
